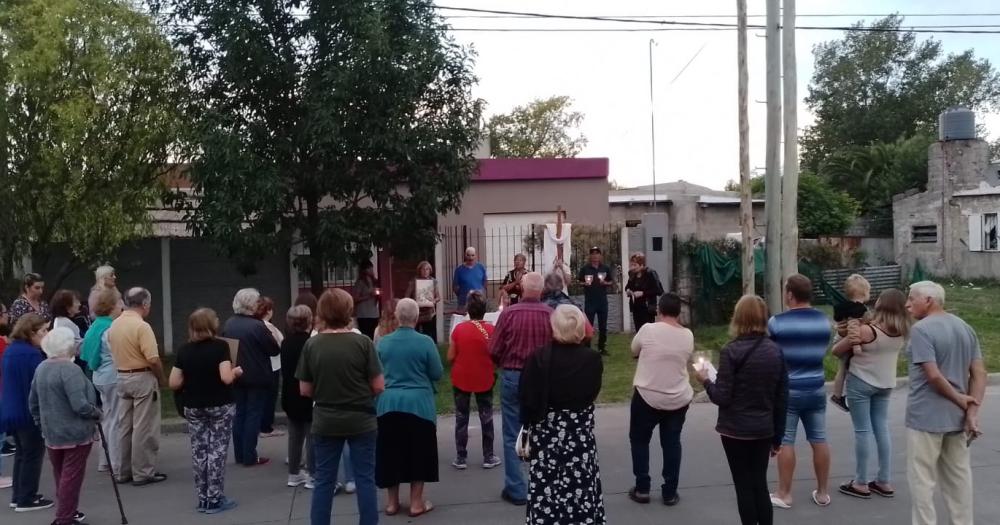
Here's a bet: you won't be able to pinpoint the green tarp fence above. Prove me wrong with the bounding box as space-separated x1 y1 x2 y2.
694 244 848 308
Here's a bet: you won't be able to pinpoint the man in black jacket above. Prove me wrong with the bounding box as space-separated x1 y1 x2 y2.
222 288 281 467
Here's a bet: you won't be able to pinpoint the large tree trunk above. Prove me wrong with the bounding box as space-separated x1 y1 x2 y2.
305 195 325 297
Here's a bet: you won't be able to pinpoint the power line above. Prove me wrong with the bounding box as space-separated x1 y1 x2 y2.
435 6 1000 34
447 26 1000 34
442 12 1000 20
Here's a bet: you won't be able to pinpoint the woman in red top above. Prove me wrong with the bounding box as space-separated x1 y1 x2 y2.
446 291 500 471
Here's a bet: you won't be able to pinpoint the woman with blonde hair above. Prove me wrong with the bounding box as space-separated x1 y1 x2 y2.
372 299 400 345
696 295 788 525
520 305 605 524
833 288 910 500
88 266 119 319
169 308 243 513
405 261 441 341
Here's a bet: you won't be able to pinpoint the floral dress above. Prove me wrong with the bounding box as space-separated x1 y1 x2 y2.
527 406 606 525
8 297 51 326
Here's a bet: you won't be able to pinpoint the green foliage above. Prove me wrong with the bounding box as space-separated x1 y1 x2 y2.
819 135 934 217
0 0 182 285
797 172 859 237
802 15 1000 173
724 173 856 237
487 95 587 158
154 0 484 293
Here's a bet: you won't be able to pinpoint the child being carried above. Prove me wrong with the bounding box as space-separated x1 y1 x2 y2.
829 274 871 412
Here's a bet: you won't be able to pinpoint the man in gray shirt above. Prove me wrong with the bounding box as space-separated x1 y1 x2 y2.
905 281 986 525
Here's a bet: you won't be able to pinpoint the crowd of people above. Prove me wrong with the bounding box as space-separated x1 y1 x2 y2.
0 254 988 525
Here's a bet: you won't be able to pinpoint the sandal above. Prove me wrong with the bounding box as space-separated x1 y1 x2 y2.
408 502 434 518
770 493 791 509
812 490 832 507
838 481 871 499
868 482 895 498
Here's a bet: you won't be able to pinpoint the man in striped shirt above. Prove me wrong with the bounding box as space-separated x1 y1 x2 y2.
768 274 833 509
489 272 552 507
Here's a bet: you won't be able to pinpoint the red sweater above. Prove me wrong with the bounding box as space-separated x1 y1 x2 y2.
451 321 496 393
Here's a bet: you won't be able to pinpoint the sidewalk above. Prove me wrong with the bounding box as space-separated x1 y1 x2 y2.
6 387 1000 524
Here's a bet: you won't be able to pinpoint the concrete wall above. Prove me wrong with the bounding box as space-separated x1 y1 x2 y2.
611 200 766 242
440 178 611 228
893 139 1000 279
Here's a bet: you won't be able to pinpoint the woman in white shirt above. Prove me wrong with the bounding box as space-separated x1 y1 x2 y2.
627 293 694 506
49 290 83 352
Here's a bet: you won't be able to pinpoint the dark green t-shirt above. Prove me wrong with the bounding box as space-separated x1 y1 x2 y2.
295 332 382 437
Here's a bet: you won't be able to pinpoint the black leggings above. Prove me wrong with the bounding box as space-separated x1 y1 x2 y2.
721 436 773 525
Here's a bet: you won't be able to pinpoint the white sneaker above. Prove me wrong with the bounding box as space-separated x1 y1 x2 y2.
345 482 356 494
287 472 307 487
304 475 315 490
0 476 12 489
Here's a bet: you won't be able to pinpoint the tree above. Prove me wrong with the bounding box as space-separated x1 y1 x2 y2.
802 15 1000 173
487 95 587 158
726 174 856 237
797 172 859 238
0 0 182 288
154 0 483 295
819 135 934 217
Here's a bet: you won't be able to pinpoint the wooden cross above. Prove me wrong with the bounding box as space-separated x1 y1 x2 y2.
555 206 567 264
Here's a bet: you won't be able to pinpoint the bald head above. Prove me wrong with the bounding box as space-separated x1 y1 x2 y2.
521 272 544 300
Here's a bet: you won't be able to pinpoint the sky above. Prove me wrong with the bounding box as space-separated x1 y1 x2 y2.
439 0 1000 190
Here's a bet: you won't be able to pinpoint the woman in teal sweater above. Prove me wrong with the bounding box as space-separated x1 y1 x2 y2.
375 298 444 518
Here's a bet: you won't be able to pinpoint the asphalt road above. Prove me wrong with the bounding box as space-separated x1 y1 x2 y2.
5 386 1000 525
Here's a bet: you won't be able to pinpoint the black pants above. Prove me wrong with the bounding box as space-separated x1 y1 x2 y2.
629 392 687 497
584 304 608 351
631 305 654 332
357 318 378 340
416 318 437 344
261 370 280 433
721 436 773 525
12 425 45 506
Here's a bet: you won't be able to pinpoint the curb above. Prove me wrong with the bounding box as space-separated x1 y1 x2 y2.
164 374 1000 430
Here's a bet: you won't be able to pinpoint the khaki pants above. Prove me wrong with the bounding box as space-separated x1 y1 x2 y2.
116 372 161 482
907 429 973 525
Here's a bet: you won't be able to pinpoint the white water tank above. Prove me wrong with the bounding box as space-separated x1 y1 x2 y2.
939 107 976 141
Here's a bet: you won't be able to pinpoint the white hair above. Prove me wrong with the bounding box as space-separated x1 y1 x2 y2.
396 298 420 327
94 265 115 284
521 272 544 295
465 246 477 255
551 305 587 344
124 287 152 309
42 327 78 358
909 281 946 306
233 288 261 315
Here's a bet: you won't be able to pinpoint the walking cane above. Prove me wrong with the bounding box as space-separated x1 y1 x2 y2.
96 423 129 524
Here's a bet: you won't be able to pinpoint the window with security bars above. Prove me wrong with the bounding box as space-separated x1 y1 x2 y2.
968 213 999 252
911 225 937 244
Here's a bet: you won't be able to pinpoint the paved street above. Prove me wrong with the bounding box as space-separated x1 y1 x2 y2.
6 386 1000 525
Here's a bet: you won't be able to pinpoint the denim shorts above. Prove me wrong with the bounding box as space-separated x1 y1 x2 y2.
782 391 827 445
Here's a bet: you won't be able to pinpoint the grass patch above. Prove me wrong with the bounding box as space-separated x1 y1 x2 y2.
159 283 1000 419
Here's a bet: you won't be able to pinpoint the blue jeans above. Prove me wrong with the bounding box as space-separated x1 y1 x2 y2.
500 370 526 500
782 391 827 445
232 387 268 465
311 432 378 525
846 374 892 484
339 447 354 483
629 391 688 497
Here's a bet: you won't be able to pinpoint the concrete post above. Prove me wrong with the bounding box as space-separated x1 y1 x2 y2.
620 225 633 333
434 238 446 344
160 238 173 354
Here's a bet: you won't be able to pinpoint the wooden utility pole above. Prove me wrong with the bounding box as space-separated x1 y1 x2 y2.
737 0 754 295
781 0 800 287
764 0 783 314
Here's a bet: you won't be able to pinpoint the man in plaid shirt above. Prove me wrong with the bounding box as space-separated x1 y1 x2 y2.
489 272 552 506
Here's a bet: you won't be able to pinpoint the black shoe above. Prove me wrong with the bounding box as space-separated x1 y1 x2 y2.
132 472 168 486
73 510 88 524
15 497 54 512
628 487 651 504
501 489 527 506
663 493 680 506
0 443 14 457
